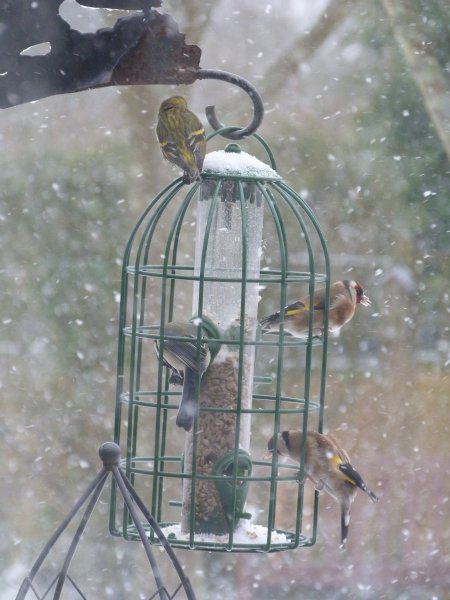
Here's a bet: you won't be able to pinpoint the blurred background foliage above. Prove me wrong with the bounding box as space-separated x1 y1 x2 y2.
1 0 449 598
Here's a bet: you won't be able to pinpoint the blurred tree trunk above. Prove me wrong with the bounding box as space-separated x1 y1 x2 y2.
177 3 217 44
380 0 450 163
260 0 357 101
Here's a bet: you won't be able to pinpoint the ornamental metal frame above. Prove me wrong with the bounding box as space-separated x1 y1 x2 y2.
15 442 196 600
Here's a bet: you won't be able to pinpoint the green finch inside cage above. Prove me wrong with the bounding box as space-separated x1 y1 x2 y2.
154 317 221 431
156 96 207 184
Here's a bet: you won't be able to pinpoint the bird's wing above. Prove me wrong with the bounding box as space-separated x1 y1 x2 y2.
293 287 338 312
312 287 349 311
311 287 327 311
156 118 167 144
326 434 351 463
260 299 308 330
163 337 209 374
174 109 205 155
155 340 184 385
157 113 191 170
155 344 180 374
329 292 353 310
284 299 308 316
338 462 363 486
184 117 206 171
159 140 187 170
339 463 378 502
187 125 206 154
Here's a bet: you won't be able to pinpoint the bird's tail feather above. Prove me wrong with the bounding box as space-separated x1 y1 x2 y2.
340 507 350 549
183 166 201 184
260 300 308 332
176 368 198 431
260 312 280 332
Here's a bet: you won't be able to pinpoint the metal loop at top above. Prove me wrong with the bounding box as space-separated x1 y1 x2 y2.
195 69 264 140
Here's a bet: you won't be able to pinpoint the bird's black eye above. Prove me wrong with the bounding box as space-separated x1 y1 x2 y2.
355 283 364 298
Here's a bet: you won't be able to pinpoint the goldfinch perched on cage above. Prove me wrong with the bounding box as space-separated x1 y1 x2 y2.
156 96 206 184
267 430 379 548
260 279 371 338
154 317 221 431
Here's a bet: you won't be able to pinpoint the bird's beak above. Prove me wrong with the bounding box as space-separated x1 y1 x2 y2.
360 293 372 307
263 450 274 461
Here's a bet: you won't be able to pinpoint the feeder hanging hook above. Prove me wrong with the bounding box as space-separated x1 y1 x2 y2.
195 68 264 140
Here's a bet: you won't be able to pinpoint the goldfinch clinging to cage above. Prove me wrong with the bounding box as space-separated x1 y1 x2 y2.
260 279 371 338
154 317 221 431
267 430 379 548
156 96 206 184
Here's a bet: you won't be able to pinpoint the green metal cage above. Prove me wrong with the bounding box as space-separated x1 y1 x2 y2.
110 131 330 552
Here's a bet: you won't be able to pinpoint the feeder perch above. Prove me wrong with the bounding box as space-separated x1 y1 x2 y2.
212 449 253 525
110 116 330 552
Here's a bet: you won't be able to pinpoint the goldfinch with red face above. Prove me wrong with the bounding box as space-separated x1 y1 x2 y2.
156 96 206 184
260 279 371 338
267 430 379 548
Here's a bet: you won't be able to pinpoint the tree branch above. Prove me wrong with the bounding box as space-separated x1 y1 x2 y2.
260 0 356 100
380 0 450 163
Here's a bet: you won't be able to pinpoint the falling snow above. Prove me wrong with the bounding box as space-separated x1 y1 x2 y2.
1 1 449 599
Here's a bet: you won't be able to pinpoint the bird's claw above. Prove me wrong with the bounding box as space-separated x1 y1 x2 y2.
168 370 184 386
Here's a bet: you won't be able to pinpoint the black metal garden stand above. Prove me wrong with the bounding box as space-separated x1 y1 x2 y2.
15 442 197 600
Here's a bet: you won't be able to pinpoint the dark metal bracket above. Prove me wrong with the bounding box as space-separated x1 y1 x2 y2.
0 2 201 108
0 1 264 137
15 442 197 600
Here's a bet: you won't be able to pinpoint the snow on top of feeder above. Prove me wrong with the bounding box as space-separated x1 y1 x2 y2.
203 144 281 180
162 522 289 545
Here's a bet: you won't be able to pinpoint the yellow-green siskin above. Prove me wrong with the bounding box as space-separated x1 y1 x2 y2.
156 96 206 184
267 430 379 548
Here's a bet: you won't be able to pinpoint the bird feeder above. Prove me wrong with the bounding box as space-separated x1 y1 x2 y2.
110 86 330 552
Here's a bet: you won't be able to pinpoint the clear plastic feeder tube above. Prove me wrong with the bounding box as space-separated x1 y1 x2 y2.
181 148 273 534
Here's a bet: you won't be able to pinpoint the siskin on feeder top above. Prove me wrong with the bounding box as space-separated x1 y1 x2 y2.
156 96 206 184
